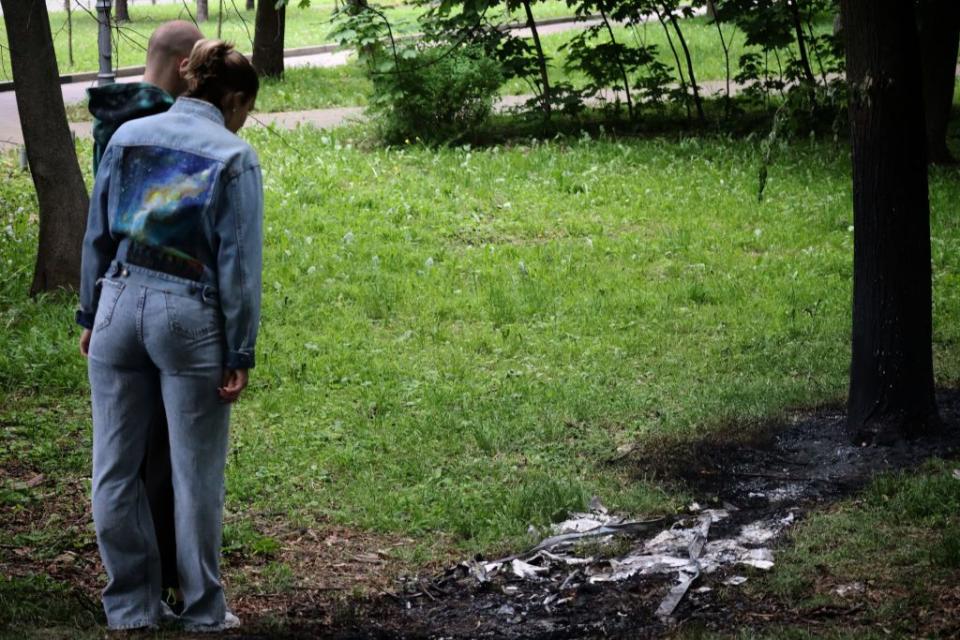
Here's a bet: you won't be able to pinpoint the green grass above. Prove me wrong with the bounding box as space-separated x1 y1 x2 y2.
752 460 960 637
0 0 578 82
4 124 960 634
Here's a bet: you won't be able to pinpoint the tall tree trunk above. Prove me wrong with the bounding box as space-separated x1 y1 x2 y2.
600 7 633 121
667 11 705 123
246 0 255 11
521 0 552 118
197 0 209 22
655 8 690 120
1 0 89 294
787 0 817 101
115 0 130 22
252 0 285 77
842 0 939 440
918 0 960 164
65 0 74 67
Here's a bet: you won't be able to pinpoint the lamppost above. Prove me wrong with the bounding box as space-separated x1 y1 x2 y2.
96 0 115 85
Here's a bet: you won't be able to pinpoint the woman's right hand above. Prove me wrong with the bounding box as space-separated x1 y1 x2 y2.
219 368 249 403
80 329 92 357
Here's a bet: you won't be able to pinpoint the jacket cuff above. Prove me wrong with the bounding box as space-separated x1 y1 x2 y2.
76 309 95 329
225 350 255 369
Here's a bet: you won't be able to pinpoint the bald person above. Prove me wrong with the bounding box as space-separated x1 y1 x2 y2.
85 20 203 614
88 20 204 173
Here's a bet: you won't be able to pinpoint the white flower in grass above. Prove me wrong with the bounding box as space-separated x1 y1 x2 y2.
342 231 355 245
754 228 763 238
518 261 528 276
305 236 313 245
585 237 594 249
848 225 854 232
425 257 434 268
372 255 380 267
307 266 317 275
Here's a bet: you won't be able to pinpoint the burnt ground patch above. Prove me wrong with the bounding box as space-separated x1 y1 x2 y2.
228 391 960 640
6 394 960 639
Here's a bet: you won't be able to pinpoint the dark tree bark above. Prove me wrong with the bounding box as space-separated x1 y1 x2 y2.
667 11 705 124
521 0 552 118
197 0 209 22
246 0 255 10
252 0 286 78
918 0 960 164
115 0 130 22
654 7 690 120
842 0 939 440
599 6 634 121
787 0 817 92
1 0 89 295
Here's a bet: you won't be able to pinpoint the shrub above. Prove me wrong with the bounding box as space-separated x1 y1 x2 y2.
367 44 503 145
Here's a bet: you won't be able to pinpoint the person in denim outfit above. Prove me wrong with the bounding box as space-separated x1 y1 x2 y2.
86 20 203 613
77 39 262 632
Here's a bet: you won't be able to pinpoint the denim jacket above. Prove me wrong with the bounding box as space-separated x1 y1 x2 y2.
78 97 263 370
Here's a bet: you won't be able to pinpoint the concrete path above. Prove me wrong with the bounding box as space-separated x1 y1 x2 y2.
0 14 611 151
0 9 713 150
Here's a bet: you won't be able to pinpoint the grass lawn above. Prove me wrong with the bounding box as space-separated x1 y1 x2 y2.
0 0 578 82
3 123 960 635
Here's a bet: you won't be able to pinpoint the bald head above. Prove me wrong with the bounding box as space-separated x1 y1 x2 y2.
143 21 203 97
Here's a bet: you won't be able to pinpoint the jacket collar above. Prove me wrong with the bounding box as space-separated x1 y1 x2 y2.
170 97 226 126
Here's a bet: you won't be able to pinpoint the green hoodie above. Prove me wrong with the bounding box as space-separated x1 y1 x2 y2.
87 82 174 175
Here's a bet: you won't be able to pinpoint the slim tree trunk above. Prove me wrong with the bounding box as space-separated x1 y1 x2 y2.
667 10 705 123
252 0 285 77
65 0 74 67
842 0 939 440
787 0 817 94
115 0 130 22
246 0 255 11
600 7 634 120
918 0 960 164
197 0 209 22
1 0 89 294
654 8 690 120
521 0 552 118
708 0 732 116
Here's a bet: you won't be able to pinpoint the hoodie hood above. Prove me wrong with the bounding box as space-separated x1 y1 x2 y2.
87 82 174 174
88 82 174 142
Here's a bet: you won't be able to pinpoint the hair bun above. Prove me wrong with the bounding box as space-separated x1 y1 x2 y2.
184 39 234 92
182 37 259 108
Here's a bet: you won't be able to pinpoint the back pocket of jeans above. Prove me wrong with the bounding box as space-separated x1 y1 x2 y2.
94 279 125 330
164 292 220 339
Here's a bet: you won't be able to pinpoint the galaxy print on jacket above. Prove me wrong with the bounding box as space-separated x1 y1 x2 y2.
115 145 221 265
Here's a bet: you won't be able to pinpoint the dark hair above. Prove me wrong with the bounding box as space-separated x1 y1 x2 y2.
183 39 259 107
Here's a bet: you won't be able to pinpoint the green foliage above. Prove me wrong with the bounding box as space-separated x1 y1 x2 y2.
330 3 504 145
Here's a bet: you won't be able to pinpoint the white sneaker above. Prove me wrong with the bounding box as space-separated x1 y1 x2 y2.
224 610 241 630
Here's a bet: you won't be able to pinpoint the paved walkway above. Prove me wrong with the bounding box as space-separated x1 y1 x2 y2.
0 9 722 150
0 15 617 151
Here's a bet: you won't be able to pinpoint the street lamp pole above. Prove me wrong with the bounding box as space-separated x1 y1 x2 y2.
96 0 115 86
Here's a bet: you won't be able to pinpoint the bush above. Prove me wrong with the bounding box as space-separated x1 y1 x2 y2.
367 45 503 145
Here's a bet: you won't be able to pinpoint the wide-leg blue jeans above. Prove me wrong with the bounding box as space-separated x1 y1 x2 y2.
88 262 231 631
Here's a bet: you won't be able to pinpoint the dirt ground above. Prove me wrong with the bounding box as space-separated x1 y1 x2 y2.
4 392 960 639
